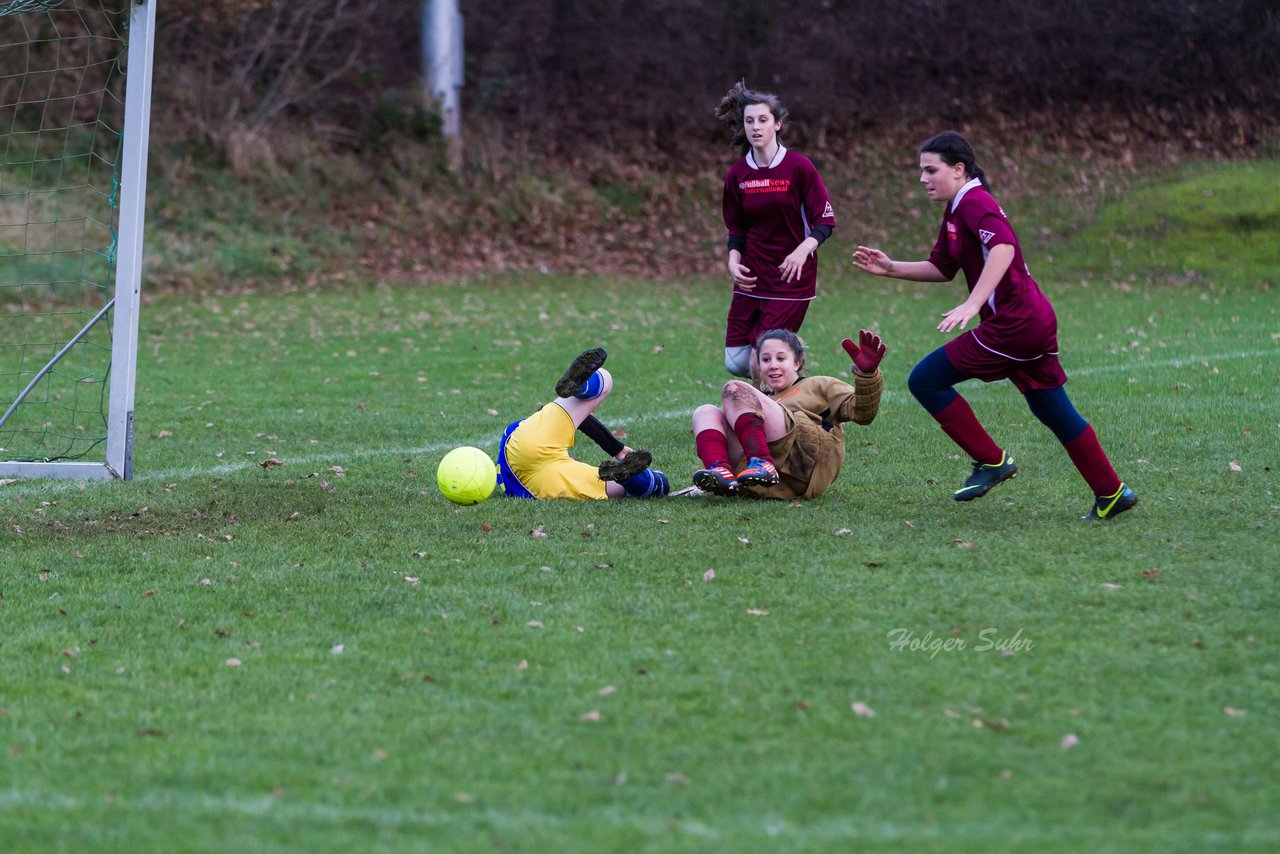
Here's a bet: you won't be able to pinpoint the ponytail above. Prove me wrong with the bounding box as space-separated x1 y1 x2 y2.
920 131 989 190
715 80 790 155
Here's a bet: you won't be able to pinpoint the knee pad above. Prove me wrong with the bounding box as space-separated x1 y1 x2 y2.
725 345 752 377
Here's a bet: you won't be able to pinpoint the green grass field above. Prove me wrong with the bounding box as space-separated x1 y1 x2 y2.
1 162 1277 851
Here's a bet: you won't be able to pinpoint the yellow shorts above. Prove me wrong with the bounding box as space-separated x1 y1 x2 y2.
505 402 609 500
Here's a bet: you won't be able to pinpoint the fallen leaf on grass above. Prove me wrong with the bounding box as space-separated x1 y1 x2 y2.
330 644 345 655
852 702 876 718
531 525 548 538
259 458 283 470
747 608 768 616
1100 583 1123 591
517 660 528 670
526 620 544 629
226 658 241 667
1228 460 1242 472
597 685 616 697
953 539 973 548
403 576 420 585
737 536 751 546
835 528 852 536
579 709 601 721
1060 733 1080 749
1223 707 1247 717
703 569 716 582
665 772 689 787
1141 568 1160 578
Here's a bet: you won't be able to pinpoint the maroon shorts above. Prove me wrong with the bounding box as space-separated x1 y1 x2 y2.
725 292 812 349
944 329 1068 393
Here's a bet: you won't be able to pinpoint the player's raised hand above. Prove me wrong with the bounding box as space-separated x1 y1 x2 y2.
851 245 894 276
841 329 886 375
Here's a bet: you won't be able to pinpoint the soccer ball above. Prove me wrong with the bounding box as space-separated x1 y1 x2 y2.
437 446 497 505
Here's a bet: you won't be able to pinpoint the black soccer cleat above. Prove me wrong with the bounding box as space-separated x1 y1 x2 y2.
954 451 1018 501
556 347 608 398
1083 483 1138 520
598 450 652 482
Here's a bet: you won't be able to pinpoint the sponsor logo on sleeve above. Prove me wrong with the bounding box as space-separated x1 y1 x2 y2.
978 228 995 244
822 201 835 219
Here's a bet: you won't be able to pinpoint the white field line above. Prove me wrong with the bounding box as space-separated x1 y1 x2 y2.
4 786 1250 844
1 349 1272 497
1067 348 1276 375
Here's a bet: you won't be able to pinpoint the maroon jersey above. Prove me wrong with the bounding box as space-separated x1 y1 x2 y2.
927 180 1058 361
723 147 836 301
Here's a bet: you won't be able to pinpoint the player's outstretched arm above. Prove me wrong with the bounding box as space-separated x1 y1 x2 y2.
839 330 886 426
852 246 948 282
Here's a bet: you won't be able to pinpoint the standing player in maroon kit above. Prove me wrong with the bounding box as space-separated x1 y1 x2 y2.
716 81 837 378
852 131 1137 520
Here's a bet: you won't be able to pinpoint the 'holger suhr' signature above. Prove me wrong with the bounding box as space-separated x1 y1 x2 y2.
886 627 1034 659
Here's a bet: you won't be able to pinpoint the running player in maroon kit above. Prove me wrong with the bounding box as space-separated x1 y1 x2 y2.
852 131 1137 520
716 81 837 378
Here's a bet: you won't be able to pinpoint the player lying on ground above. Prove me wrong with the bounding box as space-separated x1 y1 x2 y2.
689 328 884 500
851 130 1137 520
496 348 670 500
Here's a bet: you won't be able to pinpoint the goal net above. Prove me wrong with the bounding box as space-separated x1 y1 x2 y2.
0 0 154 480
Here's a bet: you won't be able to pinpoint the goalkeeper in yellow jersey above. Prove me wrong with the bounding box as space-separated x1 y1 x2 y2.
689 327 885 500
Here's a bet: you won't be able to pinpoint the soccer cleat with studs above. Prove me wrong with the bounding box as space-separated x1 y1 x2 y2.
556 347 608 398
1083 483 1138 520
693 463 739 496
736 456 779 489
954 451 1018 501
597 450 652 483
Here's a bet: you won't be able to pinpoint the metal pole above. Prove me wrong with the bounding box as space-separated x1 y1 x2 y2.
424 0 462 167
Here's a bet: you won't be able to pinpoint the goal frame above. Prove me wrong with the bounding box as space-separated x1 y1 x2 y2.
0 0 156 480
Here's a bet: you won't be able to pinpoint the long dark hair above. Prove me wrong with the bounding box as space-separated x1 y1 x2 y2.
919 131 989 189
715 80 789 155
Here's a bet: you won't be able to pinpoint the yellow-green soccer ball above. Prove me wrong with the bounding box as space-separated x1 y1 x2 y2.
437 446 497 505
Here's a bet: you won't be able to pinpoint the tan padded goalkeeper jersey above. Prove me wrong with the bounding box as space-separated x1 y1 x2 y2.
746 369 882 500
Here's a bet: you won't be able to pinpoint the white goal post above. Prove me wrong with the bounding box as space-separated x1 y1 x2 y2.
0 0 155 480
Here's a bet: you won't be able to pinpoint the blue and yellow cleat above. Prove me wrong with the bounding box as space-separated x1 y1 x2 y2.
1083 483 1138 520
954 451 1018 501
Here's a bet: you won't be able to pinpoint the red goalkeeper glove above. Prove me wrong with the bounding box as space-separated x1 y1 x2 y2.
841 329 886 375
